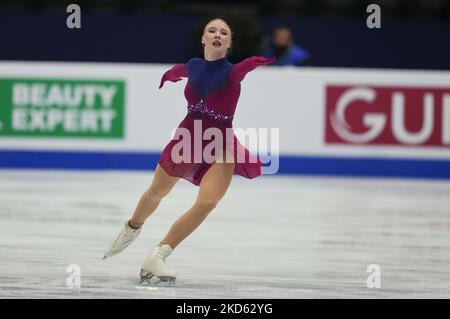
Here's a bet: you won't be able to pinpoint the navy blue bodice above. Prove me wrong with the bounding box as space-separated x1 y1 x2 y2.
186 57 233 99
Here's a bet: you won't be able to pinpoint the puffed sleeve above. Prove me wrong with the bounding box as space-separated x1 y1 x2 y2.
229 56 277 82
158 63 188 89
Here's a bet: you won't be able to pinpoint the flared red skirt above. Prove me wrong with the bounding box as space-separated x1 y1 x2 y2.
158 113 262 186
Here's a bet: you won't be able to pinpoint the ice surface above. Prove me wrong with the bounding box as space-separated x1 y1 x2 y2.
1 169 449 298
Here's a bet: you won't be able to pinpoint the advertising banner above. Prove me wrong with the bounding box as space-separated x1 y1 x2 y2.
0 61 449 178
0 78 125 138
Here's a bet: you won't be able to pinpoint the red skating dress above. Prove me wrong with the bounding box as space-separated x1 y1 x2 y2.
157 56 276 186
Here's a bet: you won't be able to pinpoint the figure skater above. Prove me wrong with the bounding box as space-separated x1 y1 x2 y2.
103 17 276 283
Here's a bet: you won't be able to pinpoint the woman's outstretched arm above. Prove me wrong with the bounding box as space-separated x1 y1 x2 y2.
159 64 188 89
230 56 277 82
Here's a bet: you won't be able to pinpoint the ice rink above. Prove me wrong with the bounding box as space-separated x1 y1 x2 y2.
1 169 449 298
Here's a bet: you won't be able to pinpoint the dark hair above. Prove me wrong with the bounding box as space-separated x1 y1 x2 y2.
202 16 233 57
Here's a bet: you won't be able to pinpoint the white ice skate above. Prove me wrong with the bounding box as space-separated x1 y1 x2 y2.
139 244 176 284
103 221 142 259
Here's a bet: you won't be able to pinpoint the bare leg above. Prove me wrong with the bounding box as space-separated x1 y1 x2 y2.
160 158 235 249
129 164 179 229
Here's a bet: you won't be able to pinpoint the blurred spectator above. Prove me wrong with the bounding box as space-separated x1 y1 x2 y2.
262 25 311 66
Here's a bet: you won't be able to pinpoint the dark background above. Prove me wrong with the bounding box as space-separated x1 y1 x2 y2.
1 0 449 69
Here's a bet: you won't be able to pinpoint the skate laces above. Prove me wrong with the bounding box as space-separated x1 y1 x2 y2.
153 245 172 263
110 230 126 250
110 223 140 250
154 249 166 262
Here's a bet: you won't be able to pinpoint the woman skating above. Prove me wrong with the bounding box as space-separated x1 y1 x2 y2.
103 18 276 283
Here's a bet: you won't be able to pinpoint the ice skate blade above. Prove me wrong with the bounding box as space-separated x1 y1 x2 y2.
140 269 155 280
139 278 176 287
139 269 176 285
137 278 175 287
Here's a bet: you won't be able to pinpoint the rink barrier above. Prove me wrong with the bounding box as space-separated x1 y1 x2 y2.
0 149 449 179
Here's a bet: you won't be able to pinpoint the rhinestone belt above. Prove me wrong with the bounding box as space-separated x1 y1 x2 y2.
187 101 233 122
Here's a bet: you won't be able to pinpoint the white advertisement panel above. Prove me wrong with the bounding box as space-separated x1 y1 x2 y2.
0 61 449 177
